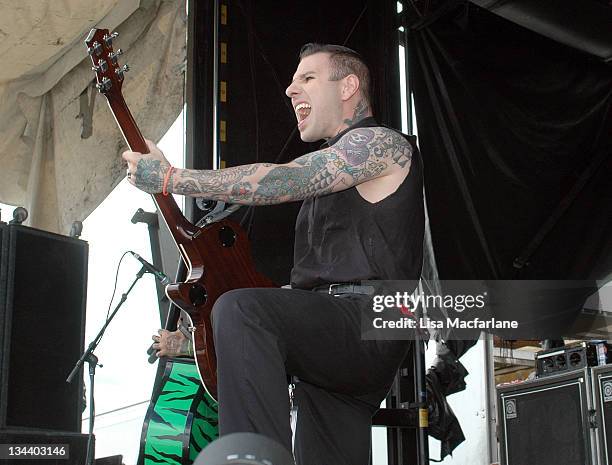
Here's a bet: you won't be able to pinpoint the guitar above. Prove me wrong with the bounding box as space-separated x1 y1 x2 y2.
85 28 275 401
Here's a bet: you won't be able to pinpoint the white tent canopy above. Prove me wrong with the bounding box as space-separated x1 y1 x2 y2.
0 0 186 233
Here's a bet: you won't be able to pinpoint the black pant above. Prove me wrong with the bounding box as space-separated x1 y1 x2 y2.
212 288 410 465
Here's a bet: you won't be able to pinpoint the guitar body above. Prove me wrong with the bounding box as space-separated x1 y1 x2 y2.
85 29 274 402
165 219 274 401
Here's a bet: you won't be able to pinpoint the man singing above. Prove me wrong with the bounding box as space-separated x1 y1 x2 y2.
124 43 424 464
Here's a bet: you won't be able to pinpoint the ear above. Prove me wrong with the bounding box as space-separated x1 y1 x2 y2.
340 74 360 101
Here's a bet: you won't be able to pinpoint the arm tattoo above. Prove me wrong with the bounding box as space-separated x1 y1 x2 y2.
174 165 262 197
253 153 337 202
171 127 412 205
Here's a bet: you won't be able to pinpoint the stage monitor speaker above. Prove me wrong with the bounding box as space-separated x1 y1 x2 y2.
0 428 89 464
95 455 124 465
591 364 612 464
497 368 596 465
0 224 88 432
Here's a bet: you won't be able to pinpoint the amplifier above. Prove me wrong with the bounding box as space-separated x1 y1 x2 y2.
591 364 612 465
498 368 597 465
0 224 88 431
535 341 610 378
0 428 89 464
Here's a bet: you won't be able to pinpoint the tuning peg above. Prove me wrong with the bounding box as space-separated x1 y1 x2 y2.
104 31 119 47
91 41 103 56
115 64 130 81
109 49 123 65
95 77 112 93
91 59 108 73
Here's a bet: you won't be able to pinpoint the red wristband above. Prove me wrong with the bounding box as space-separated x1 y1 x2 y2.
162 166 175 196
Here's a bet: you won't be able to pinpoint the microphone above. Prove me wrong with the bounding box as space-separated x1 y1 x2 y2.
129 251 170 285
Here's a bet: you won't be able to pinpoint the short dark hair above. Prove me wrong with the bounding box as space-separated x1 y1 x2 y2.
299 43 372 107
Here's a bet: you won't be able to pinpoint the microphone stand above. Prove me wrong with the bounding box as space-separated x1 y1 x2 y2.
66 266 148 465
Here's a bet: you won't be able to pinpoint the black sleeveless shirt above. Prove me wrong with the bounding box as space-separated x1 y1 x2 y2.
290 117 425 289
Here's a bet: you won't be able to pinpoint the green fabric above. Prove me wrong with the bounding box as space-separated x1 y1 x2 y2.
141 359 218 465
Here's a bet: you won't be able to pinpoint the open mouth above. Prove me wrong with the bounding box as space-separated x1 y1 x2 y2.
295 102 312 127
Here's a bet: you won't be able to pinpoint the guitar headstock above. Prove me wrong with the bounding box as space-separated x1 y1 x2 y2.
84 28 129 96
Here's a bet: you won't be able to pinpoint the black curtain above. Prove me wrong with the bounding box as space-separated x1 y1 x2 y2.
408 3 612 280
220 0 400 284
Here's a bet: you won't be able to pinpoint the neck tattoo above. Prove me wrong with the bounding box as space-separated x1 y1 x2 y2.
343 99 369 127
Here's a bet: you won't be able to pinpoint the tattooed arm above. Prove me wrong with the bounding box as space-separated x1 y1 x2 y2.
122 127 412 205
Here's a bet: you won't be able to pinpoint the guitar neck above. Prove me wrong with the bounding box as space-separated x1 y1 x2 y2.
85 27 200 267
106 94 199 242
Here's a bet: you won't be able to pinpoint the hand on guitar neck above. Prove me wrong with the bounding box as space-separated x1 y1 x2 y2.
122 139 173 194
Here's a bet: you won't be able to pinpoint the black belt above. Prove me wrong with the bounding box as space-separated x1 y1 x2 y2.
311 283 375 296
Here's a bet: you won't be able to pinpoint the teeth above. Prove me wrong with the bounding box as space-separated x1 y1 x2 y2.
295 103 311 111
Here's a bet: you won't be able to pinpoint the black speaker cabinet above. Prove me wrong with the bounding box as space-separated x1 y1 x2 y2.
0 224 88 432
591 364 612 465
0 428 89 464
497 368 597 465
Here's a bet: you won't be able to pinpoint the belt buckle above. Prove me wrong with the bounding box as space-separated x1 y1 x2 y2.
328 283 341 295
